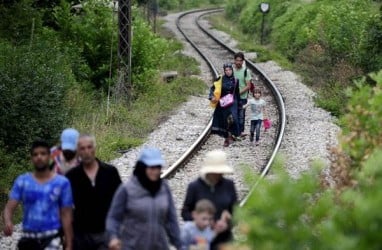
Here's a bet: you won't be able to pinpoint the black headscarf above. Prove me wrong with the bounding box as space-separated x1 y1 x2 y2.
222 63 236 93
133 161 162 196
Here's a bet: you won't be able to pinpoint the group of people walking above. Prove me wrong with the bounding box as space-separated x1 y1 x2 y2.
209 52 267 147
2 51 265 250
2 128 238 250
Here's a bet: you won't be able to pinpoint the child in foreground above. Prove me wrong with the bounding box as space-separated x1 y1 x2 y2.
181 199 231 250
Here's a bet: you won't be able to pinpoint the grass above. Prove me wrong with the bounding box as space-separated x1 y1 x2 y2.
0 19 206 222
67 28 205 161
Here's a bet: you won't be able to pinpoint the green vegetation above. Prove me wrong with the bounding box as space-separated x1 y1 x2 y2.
0 1 206 200
1 0 381 246
223 0 382 116
207 14 291 67
213 1 382 247
227 71 382 249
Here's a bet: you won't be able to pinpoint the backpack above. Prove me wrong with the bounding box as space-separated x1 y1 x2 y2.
209 76 222 108
244 68 256 94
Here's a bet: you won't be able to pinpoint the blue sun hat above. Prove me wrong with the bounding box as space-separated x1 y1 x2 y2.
138 147 165 167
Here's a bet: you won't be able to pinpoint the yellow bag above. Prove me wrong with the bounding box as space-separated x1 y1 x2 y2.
210 76 222 108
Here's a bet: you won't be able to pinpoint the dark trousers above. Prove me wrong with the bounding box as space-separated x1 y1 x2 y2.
238 98 248 133
17 235 61 250
73 231 108 250
250 119 262 142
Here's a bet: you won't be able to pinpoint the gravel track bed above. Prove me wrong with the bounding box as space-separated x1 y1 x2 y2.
0 10 340 249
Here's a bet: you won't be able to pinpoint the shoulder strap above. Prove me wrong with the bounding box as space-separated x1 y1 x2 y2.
244 68 247 78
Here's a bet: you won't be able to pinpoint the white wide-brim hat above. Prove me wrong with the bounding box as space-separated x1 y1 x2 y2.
200 149 233 175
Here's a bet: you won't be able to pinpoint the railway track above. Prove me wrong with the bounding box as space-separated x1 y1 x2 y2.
0 8 286 249
163 8 286 207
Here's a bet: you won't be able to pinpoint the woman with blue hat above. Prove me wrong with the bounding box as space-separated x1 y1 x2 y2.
106 147 182 250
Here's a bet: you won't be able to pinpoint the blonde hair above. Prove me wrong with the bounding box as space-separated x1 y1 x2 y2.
194 199 216 215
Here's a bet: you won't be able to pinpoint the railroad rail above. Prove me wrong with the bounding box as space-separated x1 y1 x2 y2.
0 8 286 248
161 8 286 206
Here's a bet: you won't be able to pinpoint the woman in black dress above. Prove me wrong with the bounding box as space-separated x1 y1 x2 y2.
209 63 240 147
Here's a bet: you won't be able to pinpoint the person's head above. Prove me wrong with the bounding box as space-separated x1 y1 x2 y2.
192 199 216 230
60 128 79 160
30 139 51 172
136 147 165 181
134 147 165 195
253 88 262 99
77 134 96 165
234 52 245 69
200 149 233 185
223 63 233 77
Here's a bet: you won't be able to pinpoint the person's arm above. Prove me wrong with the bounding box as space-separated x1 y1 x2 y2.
181 183 196 221
239 68 252 95
240 80 251 95
4 176 23 236
3 199 19 236
243 102 250 109
164 183 182 250
112 166 122 187
262 100 267 119
59 179 74 250
106 184 127 249
60 207 73 250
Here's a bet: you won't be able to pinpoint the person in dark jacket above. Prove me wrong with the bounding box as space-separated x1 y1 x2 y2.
66 134 122 250
106 147 182 250
209 63 241 147
181 149 238 250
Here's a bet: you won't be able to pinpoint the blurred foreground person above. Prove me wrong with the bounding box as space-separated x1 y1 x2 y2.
51 128 80 174
182 149 237 250
66 134 121 250
106 147 182 250
3 140 73 250
181 199 223 250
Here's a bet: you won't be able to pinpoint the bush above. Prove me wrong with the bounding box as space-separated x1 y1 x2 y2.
0 39 75 155
308 0 373 64
130 13 171 96
225 0 249 21
359 9 382 72
272 3 318 60
340 70 382 168
0 0 43 44
53 0 118 90
231 151 382 250
228 70 382 249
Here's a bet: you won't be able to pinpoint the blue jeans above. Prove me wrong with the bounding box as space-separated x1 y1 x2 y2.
238 98 247 134
250 119 262 142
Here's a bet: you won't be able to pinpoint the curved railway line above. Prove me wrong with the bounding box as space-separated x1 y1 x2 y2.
162 8 286 206
0 8 288 249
